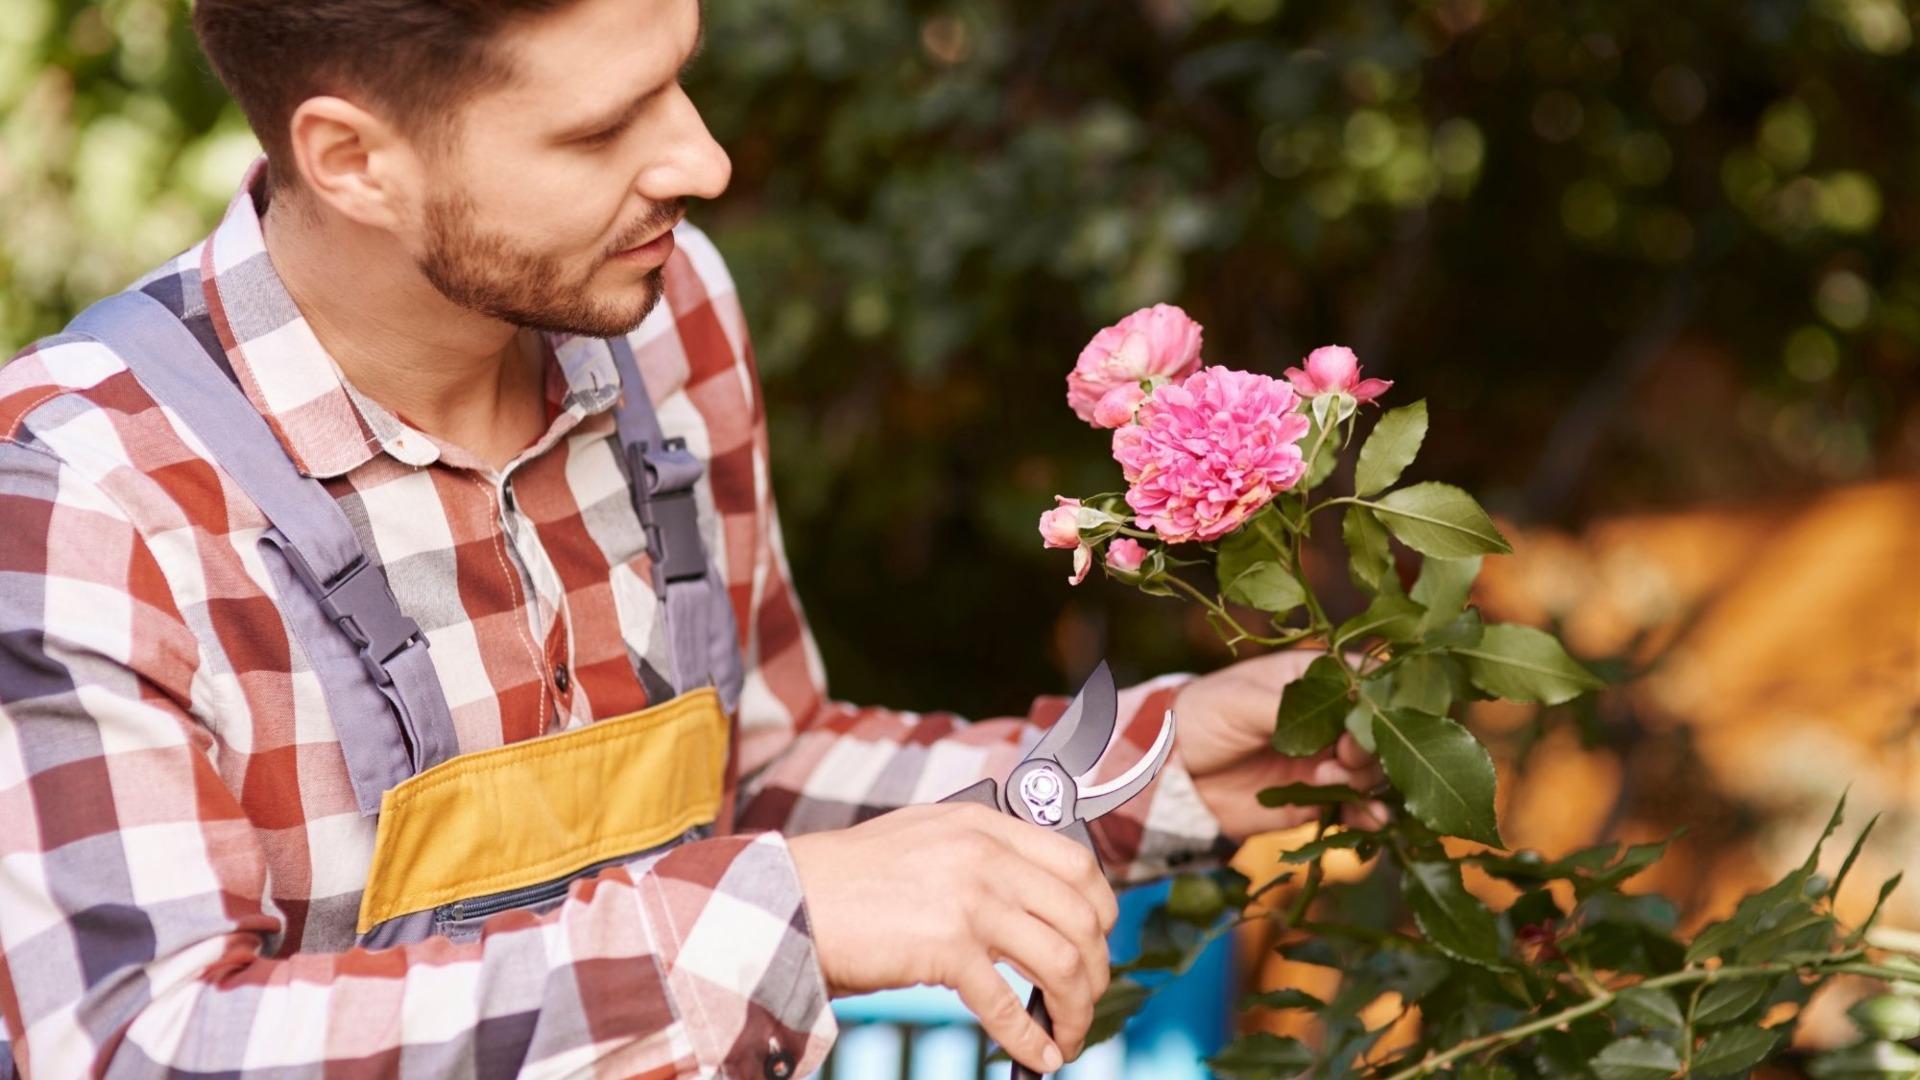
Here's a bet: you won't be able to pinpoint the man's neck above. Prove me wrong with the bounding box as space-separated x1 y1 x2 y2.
261 193 546 472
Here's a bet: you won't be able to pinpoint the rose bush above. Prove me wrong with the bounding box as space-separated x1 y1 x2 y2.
1038 306 1920 1079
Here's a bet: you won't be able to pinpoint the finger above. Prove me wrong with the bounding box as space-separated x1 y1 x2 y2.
989 853 1110 1005
1342 799 1393 830
984 908 1097 1061
956 962 1062 1076
1335 732 1374 769
966 811 1117 932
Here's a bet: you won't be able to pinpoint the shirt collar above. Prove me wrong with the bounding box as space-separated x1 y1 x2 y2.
198 157 626 479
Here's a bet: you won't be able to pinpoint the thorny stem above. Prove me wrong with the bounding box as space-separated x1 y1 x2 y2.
1379 960 1920 1080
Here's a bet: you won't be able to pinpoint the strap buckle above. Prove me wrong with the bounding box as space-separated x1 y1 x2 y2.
288 551 427 687
632 438 710 585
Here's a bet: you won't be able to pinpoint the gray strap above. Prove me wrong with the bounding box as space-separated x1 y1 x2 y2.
69 290 459 815
606 337 744 713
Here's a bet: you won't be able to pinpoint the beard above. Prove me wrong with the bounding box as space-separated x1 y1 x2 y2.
417 188 681 339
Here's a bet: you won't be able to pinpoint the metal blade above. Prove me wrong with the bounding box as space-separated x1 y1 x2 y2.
1073 708 1176 821
1023 660 1118 777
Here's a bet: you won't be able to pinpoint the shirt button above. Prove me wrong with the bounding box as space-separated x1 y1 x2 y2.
762 1048 795 1080
553 664 571 694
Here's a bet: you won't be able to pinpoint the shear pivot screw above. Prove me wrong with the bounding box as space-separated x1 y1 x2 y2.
1019 767 1065 825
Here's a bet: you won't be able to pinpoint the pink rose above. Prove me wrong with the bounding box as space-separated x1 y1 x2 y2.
1111 367 1310 544
1283 345 1392 405
1105 538 1148 573
1066 304 1205 427
1037 496 1083 550
1092 382 1149 428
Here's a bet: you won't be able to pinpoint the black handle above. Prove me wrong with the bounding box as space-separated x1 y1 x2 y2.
1009 985 1053 1080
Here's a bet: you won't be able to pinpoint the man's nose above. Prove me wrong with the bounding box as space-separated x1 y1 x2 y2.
638 88 732 203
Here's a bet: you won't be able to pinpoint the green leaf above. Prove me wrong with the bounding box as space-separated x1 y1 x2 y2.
1389 654 1458 716
1693 977 1774 1027
1240 988 1324 1011
1850 995 1920 1041
1372 708 1502 846
1083 978 1152 1050
1456 623 1605 705
1371 482 1513 557
1809 1039 1920 1078
1855 871 1904 941
1354 399 1428 497
1335 590 1426 646
1425 608 1486 650
1458 1067 1518 1080
1403 859 1507 969
1217 525 1283 595
1344 701 1376 753
1258 782 1364 806
1411 555 1482 632
1590 1036 1682 1080
1224 560 1308 614
1279 829 1376 864
1693 1026 1783 1077
1691 798 1847 963
1271 655 1351 756
1208 1032 1314 1078
1614 986 1686 1032
1167 873 1226 923
1833 813 1882 899
1342 506 1393 593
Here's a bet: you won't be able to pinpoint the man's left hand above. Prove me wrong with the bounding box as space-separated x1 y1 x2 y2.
1171 650 1388 842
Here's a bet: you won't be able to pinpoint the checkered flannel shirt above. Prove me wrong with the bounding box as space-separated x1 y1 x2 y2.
0 160 1229 1078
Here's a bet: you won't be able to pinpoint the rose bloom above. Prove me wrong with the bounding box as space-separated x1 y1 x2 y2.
1283 345 1391 405
1037 496 1084 550
1066 304 1204 427
1112 368 1310 544
1105 538 1148 573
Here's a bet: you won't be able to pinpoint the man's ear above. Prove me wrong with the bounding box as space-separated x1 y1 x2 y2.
285 95 424 230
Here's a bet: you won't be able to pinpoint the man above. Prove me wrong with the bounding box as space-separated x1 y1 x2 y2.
0 0 1380 1076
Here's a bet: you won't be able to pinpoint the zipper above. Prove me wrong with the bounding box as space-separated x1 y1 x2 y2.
436 824 713 924
442 873 578 923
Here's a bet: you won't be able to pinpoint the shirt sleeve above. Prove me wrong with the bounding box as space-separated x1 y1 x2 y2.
0 434 835 1079
700 283 1234 886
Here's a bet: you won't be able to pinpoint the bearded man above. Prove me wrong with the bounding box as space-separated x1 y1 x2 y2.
0 2 1379 1076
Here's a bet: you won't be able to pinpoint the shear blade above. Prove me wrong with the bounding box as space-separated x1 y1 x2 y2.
1073 708 1177 822
1023 660 1118 777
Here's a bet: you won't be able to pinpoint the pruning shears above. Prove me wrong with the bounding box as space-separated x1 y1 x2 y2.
939 660 1178 1080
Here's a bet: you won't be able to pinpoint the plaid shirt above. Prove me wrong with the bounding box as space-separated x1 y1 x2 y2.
0 161 1226 1078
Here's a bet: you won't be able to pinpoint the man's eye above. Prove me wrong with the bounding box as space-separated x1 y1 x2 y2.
579 124 624 148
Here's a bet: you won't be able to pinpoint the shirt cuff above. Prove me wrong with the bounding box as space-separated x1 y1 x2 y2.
1085 673 1237 885
633 831 838 1078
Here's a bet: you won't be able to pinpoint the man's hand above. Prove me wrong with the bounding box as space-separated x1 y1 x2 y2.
788 803 1118 1074
1173 650 1388 840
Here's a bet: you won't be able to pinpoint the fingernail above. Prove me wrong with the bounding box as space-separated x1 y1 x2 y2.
1044 1045 1064 1072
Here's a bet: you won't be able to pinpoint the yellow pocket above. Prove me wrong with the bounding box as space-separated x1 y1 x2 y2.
356 687 729 934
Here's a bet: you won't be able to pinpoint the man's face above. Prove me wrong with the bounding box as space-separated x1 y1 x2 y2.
411 0 729 338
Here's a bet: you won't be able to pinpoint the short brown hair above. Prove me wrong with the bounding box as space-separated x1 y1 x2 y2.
192 1 572 189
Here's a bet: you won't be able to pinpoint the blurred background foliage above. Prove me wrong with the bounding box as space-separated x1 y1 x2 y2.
7 0 1919 1061
3 0 1917 714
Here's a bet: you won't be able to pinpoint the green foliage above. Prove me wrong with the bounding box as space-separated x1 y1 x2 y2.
1069 396 1918 1077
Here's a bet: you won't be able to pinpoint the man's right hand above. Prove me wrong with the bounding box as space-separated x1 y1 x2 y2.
788 802 1119 1075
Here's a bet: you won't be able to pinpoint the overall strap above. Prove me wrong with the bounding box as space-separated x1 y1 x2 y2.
605 336 745 714
68 290 459 816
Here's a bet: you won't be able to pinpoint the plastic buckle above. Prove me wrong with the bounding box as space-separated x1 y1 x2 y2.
315 556 427 686
635 439 710 585
647 488 709 584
